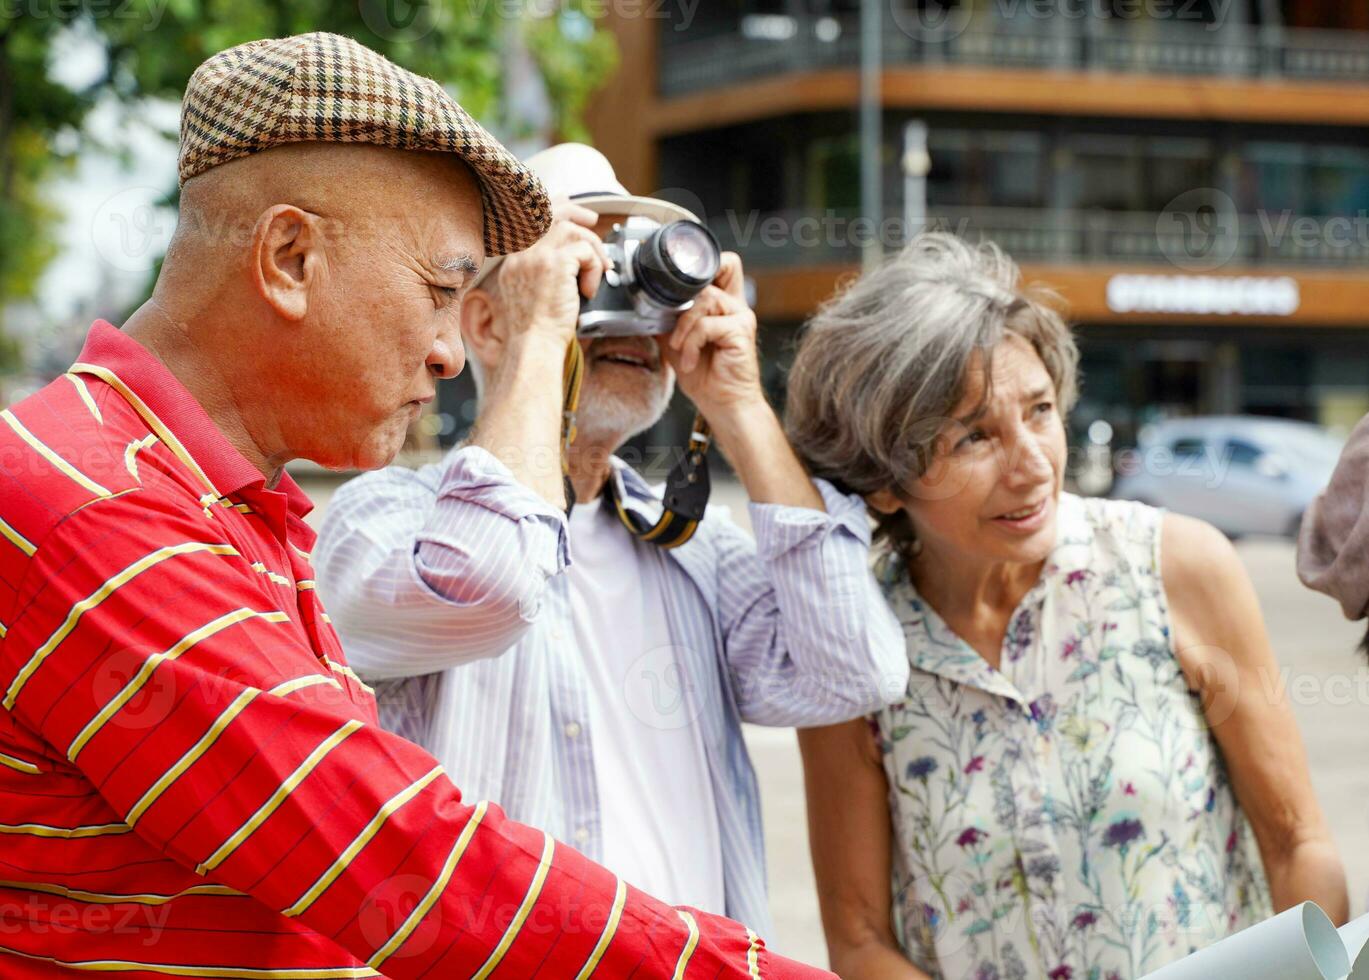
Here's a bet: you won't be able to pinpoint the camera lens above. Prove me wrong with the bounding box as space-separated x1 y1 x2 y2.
661 222 719 282
633 220 721 308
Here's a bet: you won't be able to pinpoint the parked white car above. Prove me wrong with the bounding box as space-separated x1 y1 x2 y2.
1109 416 1344 539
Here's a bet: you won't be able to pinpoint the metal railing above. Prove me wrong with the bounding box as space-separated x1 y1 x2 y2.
660 17 1369 96
705 205 1369 269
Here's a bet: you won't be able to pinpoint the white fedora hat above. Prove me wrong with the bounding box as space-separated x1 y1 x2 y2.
472 142 700 287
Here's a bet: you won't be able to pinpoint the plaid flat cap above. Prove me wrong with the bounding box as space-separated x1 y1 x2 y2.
178 32 551 255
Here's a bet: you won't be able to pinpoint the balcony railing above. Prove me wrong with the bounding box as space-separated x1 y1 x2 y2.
706 205 1369 269
660 16 1369 96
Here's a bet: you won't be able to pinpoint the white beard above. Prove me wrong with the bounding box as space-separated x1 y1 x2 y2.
573 368 676 445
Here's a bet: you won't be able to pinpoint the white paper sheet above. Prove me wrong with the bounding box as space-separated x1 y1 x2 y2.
1140 903 1348 980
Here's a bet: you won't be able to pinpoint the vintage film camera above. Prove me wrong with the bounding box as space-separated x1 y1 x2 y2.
577 217 721 338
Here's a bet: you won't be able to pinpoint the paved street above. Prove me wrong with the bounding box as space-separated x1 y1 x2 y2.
299 473 1369 969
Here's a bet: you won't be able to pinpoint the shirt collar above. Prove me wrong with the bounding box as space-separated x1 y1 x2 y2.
73 320 314 527
879 491 1094 703
609 455 657 503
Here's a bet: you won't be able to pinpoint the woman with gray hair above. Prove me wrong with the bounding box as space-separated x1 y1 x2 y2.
787 234 1344 979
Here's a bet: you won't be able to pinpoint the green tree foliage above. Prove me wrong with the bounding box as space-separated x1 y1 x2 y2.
0 0 618 361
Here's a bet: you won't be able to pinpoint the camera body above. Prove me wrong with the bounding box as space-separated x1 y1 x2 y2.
578 219 721 338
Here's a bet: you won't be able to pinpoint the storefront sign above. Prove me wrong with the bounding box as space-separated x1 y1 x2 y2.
1106 274 1301 316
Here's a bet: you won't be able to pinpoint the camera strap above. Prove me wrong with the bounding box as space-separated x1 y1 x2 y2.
560 338 586 513
605 417 710 549
559 338 711 550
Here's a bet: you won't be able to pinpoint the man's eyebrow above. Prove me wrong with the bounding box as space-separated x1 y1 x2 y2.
434 255 479 277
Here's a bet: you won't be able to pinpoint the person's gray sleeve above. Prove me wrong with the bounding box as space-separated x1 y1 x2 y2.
714 478 909 726
313 444 568 680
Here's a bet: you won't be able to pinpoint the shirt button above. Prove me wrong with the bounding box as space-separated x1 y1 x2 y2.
564 721 582 739
574 826 590 844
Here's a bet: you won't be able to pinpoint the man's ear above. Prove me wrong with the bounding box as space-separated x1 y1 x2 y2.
865 487 905 515
251 205 322 322
459 286 503 369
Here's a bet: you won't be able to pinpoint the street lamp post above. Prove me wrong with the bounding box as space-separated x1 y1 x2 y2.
860 0 882 271
902 119 930 248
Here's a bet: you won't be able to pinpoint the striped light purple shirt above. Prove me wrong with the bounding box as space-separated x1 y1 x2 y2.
313 444 909 935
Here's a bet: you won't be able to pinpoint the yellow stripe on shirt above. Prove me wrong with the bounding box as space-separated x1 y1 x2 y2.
0 750 41 775
123 434 159 483
0 821 131 839
746 928 761 978
573 877 628 980
65 373 103 424
268 674 342 697
68 609 289 763
0 879 240 907
196 719 363 875
70 363 221 500
3 542 240 710
125 688 261 828
0 514 35 558
0 944 382 978
322 656 375 697
672 910 700 980
1 408 111 498
471 832 556 980
283 766 445 918
249 562 292 586
127 673 345 828
368 800 489 969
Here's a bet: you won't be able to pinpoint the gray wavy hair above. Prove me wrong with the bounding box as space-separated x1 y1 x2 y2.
784 232 1079 560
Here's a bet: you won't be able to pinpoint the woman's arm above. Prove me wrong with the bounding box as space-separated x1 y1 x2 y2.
798 719 930 979
1162 512 1348 924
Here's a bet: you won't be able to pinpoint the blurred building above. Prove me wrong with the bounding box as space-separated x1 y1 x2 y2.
586 0 1369 452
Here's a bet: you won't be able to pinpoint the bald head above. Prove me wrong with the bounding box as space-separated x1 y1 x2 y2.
169 143 482 279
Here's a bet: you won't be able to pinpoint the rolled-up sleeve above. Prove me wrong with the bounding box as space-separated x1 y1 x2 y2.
718 478 909 726
314 445 568 679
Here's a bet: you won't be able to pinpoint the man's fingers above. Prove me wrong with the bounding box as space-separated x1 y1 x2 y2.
680 323 709 374
679 316 729 374
565 239 607 300
551 199 601 229
713 252 745 300
668 306 702 356
669 289 723 350
677 313 750 374
557 221 614 276
682 285 740 323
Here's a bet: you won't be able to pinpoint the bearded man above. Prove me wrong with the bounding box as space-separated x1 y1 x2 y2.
315 143 908 936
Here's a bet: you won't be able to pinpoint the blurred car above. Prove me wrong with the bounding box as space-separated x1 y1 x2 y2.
1109 416 1345 539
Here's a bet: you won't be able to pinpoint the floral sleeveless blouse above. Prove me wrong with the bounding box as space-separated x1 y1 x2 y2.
875 493 1271 980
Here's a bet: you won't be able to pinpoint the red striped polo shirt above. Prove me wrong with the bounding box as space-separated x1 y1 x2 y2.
0 321 828 979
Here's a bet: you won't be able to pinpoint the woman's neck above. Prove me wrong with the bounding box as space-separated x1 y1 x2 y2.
909 544 1046 668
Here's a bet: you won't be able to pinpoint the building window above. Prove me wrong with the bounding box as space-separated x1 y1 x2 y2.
926 128 1045 208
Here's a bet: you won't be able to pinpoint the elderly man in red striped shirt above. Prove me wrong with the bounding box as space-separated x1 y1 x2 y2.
0 32 832 979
